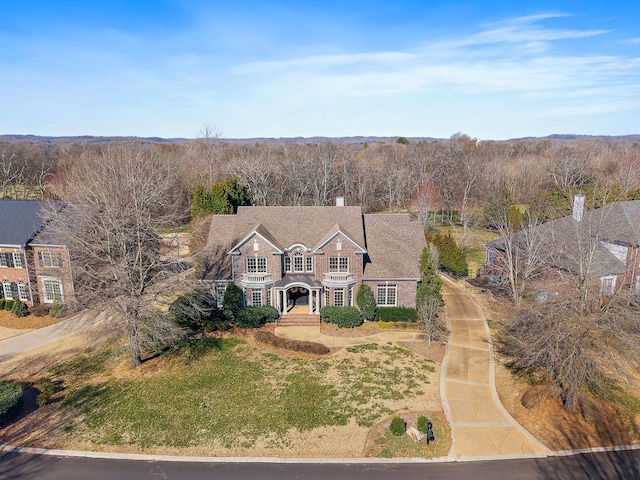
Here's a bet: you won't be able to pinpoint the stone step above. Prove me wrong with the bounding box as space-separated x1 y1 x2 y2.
277 315 321 327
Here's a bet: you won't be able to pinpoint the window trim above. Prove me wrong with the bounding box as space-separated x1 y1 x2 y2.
12 252 24 268
293 252 304 272
329 257 349 273
2 280 13 300
18 281 29 301
251 289 262 307
41 276 64 304
376 284 397 307
246 257 267 273
306 256 313 272
0 253 8 268
39 251 63 268
334 288 344 307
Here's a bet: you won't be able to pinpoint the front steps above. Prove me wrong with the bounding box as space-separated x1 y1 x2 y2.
276 315 321 327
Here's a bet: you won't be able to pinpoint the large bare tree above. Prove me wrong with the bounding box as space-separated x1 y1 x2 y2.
50 144 186 366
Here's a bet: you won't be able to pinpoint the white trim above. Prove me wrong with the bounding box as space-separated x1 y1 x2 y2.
228 230 283 255
40 276 64 304
313 230 366 254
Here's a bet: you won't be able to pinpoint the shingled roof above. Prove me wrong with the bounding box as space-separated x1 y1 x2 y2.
204 206 425 280
0 200 55 247
363 214 425 279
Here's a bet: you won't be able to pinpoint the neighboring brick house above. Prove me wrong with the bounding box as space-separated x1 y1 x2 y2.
0 200 74 307
204 199 426 315
485 195 640 299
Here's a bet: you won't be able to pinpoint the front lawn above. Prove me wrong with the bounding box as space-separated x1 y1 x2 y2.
49 338 441 457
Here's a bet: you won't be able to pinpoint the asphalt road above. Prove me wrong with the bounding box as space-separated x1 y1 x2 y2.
2 449 640 480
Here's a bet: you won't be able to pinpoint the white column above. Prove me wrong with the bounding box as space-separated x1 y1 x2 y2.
308 289 313 315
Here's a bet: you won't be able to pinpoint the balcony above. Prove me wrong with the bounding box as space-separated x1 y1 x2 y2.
241 272 273 287
322 272 355 286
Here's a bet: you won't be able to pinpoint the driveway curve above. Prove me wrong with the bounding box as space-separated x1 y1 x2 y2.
440 276 550 459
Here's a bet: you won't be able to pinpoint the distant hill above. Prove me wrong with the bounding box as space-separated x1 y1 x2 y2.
0 133 638 145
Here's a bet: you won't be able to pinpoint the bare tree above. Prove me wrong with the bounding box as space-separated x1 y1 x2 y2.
49 144 186 367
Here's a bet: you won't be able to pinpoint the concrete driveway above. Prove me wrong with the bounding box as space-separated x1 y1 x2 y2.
441 276 550 459
0 310 104 363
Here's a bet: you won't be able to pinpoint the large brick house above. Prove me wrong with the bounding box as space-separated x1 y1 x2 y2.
0 200 74 307
485 195 640 299
204 200 426 315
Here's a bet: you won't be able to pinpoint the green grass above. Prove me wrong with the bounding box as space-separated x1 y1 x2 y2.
57 339 436 450
375 415 450 458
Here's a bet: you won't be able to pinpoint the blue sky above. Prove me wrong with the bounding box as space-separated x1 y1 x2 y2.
1 1 638 139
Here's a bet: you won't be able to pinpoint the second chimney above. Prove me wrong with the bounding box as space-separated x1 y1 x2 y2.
573 193 585 222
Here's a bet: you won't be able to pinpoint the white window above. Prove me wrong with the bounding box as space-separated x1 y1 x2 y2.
294 252 304 272
41 277 64 303
306 256 313 272
284 256 291 273
252 289 262 307
334 288 344 307
0 253 8 268
13 252 24 268
324 288 329 306
39 251 62 268
215 284 226 308
246 257 267 273
2 280 13 300
377 285 397 306
329 257 349 272
600 276 615 295
18 281 29 301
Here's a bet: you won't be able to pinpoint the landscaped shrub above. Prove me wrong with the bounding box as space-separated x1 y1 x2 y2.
389 416 406 436
417 415 429 433
222 283 242 323
3 300 14 311
320 306 363 328
254 330 330 355
426 231 468 277
375 307 419 323
49 303 64 318
204 309 230 333
169 289 216 330
0 299 4 310
235 306 279 328
0 381 23 421
35 378 55 407
10 300 28 318
356 284 376 321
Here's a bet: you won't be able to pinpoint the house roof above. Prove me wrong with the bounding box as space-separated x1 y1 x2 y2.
204 206 425 281
486 201 635 278
0 199 56 247
227 206 366 251
363 214 425 279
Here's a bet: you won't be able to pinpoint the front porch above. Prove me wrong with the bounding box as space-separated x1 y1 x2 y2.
273 274 323 316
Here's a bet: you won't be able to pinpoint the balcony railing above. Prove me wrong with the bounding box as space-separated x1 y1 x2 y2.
322 272 355 286
241 273 273 286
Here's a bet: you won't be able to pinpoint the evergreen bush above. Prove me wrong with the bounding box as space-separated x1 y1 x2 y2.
169 289 216 330
10 300 28 318
320 306 363 328
0 381 23 421
389 416 406 436
356 284 376 320
426 232 468 277
375 307 418 322
0 299 4 309
49 303 64 318
417 415 429 433
235 306 279 328
222 284 242 323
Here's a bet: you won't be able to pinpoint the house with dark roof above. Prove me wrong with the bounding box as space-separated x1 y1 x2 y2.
203 199 426 316
0 200 74 307
485 195 640 298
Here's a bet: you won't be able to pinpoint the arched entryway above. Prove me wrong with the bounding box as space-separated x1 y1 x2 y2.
287 286 309 314
273 277 322 316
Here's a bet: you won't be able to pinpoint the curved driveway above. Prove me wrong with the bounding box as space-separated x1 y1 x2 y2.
440 276 549 459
